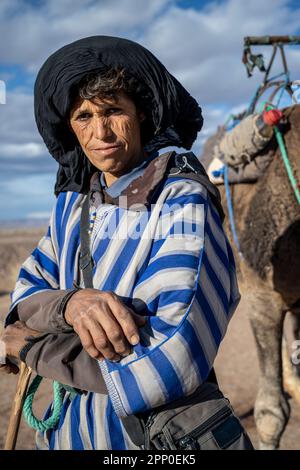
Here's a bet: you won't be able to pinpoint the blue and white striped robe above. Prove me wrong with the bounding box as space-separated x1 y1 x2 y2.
8 174 240 450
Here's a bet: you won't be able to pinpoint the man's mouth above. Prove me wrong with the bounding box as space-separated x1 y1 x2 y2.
91 145 121 156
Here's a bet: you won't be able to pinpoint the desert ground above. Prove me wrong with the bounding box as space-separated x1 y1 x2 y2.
0 227 299 450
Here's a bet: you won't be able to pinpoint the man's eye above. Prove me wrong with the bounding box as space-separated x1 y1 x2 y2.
76 113 91 121
106 108 122 116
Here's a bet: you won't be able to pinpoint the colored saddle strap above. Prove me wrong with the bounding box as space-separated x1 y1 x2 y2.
79 193 94 289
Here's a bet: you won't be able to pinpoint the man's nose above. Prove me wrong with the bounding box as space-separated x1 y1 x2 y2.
93 116 113 139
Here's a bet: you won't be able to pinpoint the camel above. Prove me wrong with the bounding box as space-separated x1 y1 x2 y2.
200 104 300 449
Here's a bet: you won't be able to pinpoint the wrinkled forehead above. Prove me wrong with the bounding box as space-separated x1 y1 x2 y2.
69 91 136 118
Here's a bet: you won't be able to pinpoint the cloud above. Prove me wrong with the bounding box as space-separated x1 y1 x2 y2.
1 0 300 219
26 211 52 220
141 0 300 105
0 0 172 72
1 142 45 158
0 88 56 182
0 173 55 194
2 1 299 108
0 90 37 143
0 173 56 220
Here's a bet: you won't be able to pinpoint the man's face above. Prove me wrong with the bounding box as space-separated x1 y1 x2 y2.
70 92 145 184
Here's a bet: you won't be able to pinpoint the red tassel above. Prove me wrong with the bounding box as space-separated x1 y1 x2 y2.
262 108 283 126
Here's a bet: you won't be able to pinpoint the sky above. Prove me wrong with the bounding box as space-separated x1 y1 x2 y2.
0 0 300 221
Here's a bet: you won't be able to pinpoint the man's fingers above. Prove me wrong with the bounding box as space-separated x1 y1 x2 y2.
76 326 104 360
76 319 121 362
85 317 122 361
106 295 145 346
70 291 147 360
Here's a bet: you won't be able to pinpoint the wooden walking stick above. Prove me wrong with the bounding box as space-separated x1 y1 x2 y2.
4 361 32 450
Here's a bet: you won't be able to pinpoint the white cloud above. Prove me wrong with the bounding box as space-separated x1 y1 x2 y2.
0 173 56 220
0 173 55 195
2 1 300 108
1 0 300 219
26 211 52 219
141 0 300 105
1 142 44 158
0 88 52 178
0 91 38 144
0 0 172 71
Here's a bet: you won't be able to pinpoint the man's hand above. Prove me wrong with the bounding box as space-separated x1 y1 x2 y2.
64 289 147 362
0 321 41 374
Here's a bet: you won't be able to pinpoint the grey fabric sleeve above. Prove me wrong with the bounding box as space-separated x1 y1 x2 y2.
11 289 107 394
226 152 274 184
11 289 79 333
21 332 108 394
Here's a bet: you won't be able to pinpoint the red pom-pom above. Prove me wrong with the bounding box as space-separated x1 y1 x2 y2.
262 109 283 126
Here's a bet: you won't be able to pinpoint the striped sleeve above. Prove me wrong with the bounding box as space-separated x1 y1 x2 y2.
99 179 240 417
5 193 69 326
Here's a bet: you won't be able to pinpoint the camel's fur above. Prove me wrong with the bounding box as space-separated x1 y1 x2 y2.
200 104 300 449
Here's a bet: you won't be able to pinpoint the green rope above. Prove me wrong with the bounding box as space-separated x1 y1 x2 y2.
23 375 65 432
259 102 300 205
274 125 300 205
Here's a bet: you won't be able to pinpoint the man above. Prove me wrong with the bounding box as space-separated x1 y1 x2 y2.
0 36 252 450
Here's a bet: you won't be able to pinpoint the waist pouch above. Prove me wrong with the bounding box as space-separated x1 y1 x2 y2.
125 382 254 450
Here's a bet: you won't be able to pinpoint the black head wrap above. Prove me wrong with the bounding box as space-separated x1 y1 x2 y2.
34 35 203 194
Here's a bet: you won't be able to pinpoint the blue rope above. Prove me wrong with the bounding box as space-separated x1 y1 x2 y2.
246 71 290 115
212 166 243 258
246 84 261 115
266 71 287 83
223 165 244 259
275 72 290 108
225 119 241 131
